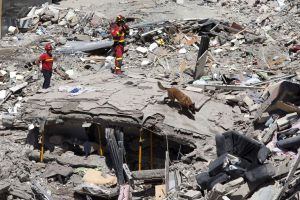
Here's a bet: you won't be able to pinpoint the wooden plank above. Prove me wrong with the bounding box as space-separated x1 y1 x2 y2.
155 184 166 200
272 101 300 114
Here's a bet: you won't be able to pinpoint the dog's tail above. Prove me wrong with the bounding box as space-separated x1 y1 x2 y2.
157 81 167 90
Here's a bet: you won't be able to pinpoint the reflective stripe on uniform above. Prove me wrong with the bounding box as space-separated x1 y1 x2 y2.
117 32 125 36
116 57 123 61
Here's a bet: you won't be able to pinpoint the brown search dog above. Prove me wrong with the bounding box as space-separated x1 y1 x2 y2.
157 81 196 114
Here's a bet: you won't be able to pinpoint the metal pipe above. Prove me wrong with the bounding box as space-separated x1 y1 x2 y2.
97 125 104 156
40 130 44 162
138 130 143 171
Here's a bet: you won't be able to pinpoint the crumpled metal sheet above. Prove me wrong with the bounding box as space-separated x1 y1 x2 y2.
55 40 114 54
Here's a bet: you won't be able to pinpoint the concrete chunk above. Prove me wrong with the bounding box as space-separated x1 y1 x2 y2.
182 190 201 200
250 184 278 200
277 112 298 129
257 112 270 124
136 46 148 54
277 118 289 127
243 95 254 107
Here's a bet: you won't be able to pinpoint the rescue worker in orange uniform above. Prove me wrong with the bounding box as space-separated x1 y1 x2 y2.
36 43 54 89
110 15 129 74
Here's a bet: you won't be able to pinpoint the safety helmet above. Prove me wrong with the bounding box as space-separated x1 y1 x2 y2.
45 43 53 51
116 15 125 24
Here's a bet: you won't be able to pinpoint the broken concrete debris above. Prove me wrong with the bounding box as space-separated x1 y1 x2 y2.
0 0 299 199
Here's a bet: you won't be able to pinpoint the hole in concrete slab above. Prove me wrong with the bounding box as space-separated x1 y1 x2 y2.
29 121 194 171
124 127 195 170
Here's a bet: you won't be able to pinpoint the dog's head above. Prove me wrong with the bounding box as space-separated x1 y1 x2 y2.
189 103 196 114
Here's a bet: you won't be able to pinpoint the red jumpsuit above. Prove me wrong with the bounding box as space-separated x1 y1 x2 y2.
110 23 129 74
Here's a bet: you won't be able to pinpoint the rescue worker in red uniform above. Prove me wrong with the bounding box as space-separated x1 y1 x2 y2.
110 15 129 74
36 43 54 89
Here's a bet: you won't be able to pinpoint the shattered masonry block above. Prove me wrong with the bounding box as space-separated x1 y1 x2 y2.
243 95 254 107
276 118 289 128
136 47 148 54
257 112 270 124
182 190 201 199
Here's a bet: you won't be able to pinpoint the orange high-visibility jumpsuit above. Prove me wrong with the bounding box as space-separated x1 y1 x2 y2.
110 23 129 74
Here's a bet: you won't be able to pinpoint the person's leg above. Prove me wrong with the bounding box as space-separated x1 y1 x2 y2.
115 45 123 74
43 71 52 89
48 71 52 88
83 141 91 158
111 44 116 73
42 70 47 89
215 133 227 156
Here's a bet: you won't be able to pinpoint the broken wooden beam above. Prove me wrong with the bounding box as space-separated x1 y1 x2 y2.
183 34 199 50
251 74 296 86
141 27 164 38
219 23 258 36
274 160 300 179
273 148 300 200
192 84 264 91
54 68 70 80
270 101 300 114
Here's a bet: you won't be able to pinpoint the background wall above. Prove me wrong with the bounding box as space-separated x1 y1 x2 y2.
1 0 52 37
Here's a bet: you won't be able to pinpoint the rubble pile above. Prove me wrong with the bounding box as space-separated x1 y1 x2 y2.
0 0 299 200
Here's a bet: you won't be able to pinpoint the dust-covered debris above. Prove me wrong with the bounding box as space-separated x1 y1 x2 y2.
0 0 299 199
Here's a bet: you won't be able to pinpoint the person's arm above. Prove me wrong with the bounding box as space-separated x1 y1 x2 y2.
124 24 130 36
35 57 41 65
36 54 44 68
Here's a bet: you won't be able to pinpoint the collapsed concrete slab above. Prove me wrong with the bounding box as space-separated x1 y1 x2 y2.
20 72 238 169
23 73 235 127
